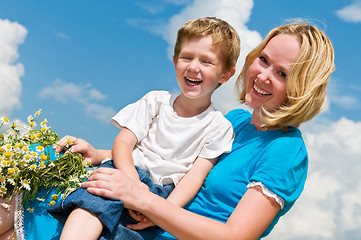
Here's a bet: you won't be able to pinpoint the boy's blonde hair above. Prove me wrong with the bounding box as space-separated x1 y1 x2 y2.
174 17 240 71
236 20 335 131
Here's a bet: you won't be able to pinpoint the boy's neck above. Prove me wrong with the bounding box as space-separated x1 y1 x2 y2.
173 94 211 118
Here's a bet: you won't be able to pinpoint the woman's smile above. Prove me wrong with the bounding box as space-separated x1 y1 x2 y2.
253 81 271 96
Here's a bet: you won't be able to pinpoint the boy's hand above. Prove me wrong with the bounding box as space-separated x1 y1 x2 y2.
127 210 156 230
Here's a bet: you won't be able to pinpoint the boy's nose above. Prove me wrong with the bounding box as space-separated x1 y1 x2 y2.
187 60 200 72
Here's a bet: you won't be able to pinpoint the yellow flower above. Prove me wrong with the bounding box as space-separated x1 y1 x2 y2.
36 132 42 138
66 139 72 145
12 123 16 128
29 121 35 128
0 186 7 196
30 135 36 141
0 147 4 152
23 146 29 152
49 200 56 206
27 207 34 213
1 160 8 167
35 109 42 116
6 144 12 150
24 154 31 161
51 194 58 201
2 117 9 123
40 153 48 161
39 162 45 168
4 151 13 158
41 119 47 126
29 164 37 171
21 179 31 191
36 145 44 152
8 168 15 175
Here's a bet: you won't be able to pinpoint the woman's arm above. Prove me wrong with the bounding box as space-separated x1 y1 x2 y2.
82 167 280 240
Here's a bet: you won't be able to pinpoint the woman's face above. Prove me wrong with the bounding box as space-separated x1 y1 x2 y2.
244 34 301 112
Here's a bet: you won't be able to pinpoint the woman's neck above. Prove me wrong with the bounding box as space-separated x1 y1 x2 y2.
250 110 264 131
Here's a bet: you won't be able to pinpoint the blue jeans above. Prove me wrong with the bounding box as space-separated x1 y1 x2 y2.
47 160 174 240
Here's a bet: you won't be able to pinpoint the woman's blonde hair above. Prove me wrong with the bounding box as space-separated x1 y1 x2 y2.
235 20 335 131
174 17 240 71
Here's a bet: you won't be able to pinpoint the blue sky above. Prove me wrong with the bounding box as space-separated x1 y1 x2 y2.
1 0 361 239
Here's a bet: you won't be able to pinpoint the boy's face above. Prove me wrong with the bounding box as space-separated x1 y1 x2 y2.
173 36 232 102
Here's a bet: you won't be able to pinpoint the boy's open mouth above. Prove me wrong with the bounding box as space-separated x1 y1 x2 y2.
185 77 202 86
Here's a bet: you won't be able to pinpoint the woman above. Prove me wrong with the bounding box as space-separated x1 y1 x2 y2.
0 20 334 240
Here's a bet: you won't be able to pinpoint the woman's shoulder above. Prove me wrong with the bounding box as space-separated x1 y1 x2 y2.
225 108 252 124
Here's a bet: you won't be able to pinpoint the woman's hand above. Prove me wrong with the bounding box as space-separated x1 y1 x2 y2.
53 135 111 166
81 167 151 210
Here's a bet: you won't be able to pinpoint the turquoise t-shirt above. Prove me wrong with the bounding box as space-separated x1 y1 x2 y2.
21 145 64 240
156 109 308 239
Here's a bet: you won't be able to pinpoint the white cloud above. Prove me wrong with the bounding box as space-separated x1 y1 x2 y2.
326 76 361 111
0 19 27 117
85 103 116 123
162 0 262 114
336 1 361 23
268 117 361 239
38 79 116 123
331 95 360 110
124 18 168 36
54 31 71 40
134 2 165 15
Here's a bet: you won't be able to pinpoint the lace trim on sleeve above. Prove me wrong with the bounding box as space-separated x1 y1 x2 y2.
247 181 285 209
14 193 25 240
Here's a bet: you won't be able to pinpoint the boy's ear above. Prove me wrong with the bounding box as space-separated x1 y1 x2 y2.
219 67 236 84
173 56 177 66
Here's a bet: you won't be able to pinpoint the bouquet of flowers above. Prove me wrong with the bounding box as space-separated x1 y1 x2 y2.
0 109 92 210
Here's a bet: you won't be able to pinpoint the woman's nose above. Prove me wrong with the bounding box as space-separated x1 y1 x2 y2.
257 68 272 84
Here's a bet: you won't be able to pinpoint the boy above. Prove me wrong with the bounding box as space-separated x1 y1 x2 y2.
48 17 240 240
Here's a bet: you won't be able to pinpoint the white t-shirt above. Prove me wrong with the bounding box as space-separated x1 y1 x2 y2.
111 90 234 186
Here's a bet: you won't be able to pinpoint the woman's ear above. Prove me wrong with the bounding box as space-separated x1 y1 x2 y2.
219 67 236 84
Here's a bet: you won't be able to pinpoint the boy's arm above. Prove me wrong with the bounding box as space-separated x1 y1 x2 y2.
127 156 216 229
166 156 217 207
112 127 139 181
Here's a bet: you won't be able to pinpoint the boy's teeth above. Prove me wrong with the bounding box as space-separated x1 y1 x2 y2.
186 77 202 86
253 83 271 95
